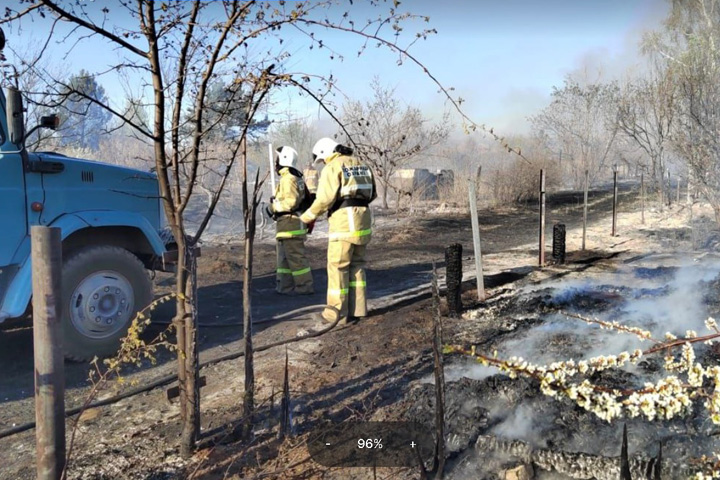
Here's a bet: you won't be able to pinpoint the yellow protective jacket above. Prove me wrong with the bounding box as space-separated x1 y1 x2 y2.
300 152 376 245
303 168 319 194
269 168 308 239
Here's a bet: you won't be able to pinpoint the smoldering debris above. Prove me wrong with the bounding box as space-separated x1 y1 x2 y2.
405 255 720 479
407 370 719 479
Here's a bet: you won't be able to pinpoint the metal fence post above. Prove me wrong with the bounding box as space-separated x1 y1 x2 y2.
539 169 546 266
582 169 588 250
32 226 65 480
612 165 618 237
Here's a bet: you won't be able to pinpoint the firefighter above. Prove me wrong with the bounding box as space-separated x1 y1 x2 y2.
300 138 376 324
303 162 319 196
267 145 314 295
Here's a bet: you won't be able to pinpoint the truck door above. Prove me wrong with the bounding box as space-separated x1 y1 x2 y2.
0 146 28 266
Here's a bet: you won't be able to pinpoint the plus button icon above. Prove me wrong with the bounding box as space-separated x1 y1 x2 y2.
410 441 416 449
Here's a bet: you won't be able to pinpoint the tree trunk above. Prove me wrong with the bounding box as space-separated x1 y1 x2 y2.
241 139 257 441
174 236 188 432
242 230 255 440
382 177 389 209
180 245 200 457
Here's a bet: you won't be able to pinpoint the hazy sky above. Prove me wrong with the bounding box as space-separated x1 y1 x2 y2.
3 0 670 137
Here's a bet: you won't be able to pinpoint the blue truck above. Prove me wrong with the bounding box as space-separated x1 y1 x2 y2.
0 36 174 360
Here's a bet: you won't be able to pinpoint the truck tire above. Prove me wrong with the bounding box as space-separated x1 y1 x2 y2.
61 246 152 362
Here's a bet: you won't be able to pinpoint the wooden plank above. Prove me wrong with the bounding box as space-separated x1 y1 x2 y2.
468 182 486 301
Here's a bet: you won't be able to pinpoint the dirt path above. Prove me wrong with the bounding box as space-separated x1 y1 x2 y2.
0 183 705 479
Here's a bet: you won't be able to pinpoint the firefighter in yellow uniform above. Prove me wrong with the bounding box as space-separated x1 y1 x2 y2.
303 164 319 195
267 146 314 295
300 138 376 324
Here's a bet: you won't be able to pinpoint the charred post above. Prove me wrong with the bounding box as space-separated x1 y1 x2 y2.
278 348 291 440
552 223 566 265
620 423 632 480
431 264 446 479
31 226 66 480
652 442 662 480
444 244 463 316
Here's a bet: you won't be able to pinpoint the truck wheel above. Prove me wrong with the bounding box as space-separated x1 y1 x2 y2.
61 246 152 362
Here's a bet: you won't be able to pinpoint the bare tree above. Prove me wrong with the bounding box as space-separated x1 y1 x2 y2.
531 73 621 189
616 59 677 197
341 77 450 208
5 0 482 461
271 115 319 171
4 0 286 457
1 39 66 150
640 0 720 223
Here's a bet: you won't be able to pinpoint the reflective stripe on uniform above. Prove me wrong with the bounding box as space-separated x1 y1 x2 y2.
328 288 349 296
329 228 372 240
292 267 311 276
347 207 356 233
276 229 307 239
277 268 292 274
340 184 373 197
349 281 366 287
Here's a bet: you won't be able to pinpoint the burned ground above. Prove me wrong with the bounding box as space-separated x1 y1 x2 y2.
0 184 718 480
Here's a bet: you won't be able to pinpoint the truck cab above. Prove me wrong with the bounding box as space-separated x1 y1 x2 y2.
0 85 173 361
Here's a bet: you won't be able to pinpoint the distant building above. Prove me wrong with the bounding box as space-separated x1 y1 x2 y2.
390 168 455 200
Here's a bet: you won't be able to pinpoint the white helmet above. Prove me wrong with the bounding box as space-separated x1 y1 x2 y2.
312 137 338 163
276 145 299 169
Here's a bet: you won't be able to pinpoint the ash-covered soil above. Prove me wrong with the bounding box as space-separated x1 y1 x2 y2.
1 185 719 480
396 250 720 480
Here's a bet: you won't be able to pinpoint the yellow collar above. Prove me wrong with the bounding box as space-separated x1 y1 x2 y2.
324 152 341 164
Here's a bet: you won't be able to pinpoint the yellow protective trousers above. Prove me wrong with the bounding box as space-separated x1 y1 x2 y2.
276 237 314 295
322 240 367 322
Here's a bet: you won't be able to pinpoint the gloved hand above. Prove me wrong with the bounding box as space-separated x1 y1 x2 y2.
264 204 274 220
306 220 316 234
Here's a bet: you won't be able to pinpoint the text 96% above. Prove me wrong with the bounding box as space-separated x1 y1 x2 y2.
357 438 383 449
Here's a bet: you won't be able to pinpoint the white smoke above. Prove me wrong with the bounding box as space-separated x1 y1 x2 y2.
506 258 720 365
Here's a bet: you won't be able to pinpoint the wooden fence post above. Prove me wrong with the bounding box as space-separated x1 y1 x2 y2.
32 226 66 480
468 182 485 302
612 166 618 237
539 169 546 266
641 172 645 225
582 169 589 251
